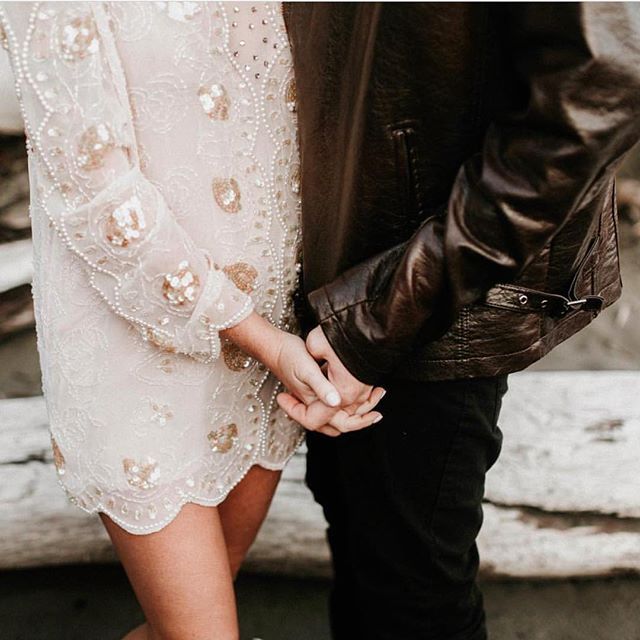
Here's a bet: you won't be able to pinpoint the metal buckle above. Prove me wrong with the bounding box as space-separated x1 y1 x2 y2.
565 296 604 314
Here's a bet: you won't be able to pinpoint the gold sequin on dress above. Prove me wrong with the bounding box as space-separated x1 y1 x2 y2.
0 1 303 533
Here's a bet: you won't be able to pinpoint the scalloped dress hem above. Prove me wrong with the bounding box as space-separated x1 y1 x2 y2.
59 430 305 536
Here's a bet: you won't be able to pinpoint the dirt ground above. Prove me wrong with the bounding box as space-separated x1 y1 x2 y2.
1 564 639 640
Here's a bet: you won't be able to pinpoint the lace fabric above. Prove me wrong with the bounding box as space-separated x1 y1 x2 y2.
0 1 304 533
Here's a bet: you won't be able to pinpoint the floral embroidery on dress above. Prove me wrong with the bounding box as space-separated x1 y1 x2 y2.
207 422 239 454
0 1 303 535
58 12 99 62
155 1 201 23
162 260 200 306
290 164 301 195
142 328 176 352
77 123 118 170
105 195 147 247
221 339 253 372
223 262 258 294
198 82 230 120
150 402 173 426
0 22 8 50
51 436 66 475
285 76 297 113
123 457 161 490
212 177 242 213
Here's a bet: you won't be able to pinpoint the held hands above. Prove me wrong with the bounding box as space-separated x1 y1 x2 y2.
222 314 385 437
272 328 385 437
276 326 386 436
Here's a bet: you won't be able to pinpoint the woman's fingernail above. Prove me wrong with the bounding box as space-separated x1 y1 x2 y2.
379 389 387 399
325 391 341 407
373 414 383 423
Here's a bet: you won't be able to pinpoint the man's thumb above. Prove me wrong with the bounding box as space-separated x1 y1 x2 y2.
306 326 329 360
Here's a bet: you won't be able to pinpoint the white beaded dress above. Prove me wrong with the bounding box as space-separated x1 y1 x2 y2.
0 1 304 534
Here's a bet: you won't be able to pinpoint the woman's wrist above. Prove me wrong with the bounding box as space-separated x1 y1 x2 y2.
220 311 283 370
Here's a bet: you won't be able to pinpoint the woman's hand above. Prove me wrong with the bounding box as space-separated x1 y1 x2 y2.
221 312 382 436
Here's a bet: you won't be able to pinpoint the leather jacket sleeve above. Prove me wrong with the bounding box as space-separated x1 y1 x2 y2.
307 3 640 384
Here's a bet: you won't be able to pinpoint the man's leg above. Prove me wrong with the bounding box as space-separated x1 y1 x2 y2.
306 375 509 640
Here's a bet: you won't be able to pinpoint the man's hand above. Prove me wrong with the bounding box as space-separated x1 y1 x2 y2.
276 326 386 436
307 326 382 409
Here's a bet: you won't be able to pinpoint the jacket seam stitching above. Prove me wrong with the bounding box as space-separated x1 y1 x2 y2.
319 297 388 376
321 295 380 318
412 279 620 366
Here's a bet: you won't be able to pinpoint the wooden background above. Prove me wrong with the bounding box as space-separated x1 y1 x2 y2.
0 371 639 578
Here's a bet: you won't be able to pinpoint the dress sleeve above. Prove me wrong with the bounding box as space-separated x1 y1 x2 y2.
0 1 254 362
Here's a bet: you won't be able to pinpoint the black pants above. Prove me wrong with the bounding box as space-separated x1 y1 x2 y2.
306 374 509 640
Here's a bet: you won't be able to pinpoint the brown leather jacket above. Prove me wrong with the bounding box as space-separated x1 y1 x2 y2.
283 2 640 384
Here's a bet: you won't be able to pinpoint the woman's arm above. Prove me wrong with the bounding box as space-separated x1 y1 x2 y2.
0 2 252 362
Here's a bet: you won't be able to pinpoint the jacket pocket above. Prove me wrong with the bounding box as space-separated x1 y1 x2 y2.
391 123 423 235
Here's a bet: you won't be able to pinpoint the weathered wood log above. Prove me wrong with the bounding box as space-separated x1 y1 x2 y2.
0 133 34 337
0 192 30 243
0 283 34 338
485 372 640 518
0 237 33 293
0 372 639 578
0 55 23 134
0 140 29 239
0 236 34 339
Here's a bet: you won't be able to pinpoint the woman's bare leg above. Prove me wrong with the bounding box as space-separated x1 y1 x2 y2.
101 503 238 640
218 465 282 577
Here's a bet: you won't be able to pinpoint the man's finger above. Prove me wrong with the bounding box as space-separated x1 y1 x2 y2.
317 425 342 437
277 392 340 430
355 386 387 415
278 392 381 434
277 392 314 427
279 393 343 430
305 326 329 360
304 398 344 426
329 409 383 432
